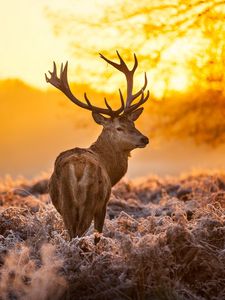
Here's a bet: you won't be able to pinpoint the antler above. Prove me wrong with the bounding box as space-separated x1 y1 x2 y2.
45 61 124 117
99 51 149 114
45 52 149 118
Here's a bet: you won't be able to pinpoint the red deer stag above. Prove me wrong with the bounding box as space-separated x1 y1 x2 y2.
45 51 150 244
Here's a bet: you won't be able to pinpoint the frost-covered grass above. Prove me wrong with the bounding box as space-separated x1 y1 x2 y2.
0 171 225 300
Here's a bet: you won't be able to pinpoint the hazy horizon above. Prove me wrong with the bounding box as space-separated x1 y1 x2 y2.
0 79 224 180
1 1 225 179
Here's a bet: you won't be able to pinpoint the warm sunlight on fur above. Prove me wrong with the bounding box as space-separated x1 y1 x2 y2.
1 1 225 299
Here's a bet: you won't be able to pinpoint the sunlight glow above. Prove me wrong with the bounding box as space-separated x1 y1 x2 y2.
169 72 189 92
0 0 219 97
0 0 99 88
1 0 225 178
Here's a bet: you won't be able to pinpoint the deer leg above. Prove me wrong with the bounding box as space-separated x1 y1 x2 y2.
94 205 106 245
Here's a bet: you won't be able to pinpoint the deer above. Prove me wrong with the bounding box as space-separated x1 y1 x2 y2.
45 51 150 244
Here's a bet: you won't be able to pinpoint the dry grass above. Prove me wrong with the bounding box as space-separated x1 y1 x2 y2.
0 171 225 300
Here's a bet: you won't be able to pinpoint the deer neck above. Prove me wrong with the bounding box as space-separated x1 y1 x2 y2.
90 131 129 186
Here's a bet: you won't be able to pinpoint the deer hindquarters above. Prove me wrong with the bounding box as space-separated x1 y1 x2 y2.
49 154 111 239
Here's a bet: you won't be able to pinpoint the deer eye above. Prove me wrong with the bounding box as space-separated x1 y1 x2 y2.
116 127 123 132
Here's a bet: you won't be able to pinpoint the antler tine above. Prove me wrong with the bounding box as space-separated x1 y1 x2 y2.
125 89 150 114
45 61 60 88
45 73 49 83
132 53 138 73
118 89 125 112
130 72 148 103
116 51 130 72
51 61 57 77
60 61 69 89
99 53 121 70
104 97 113 112
84 93 92 107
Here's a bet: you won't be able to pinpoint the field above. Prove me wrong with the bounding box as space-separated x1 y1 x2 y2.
0 171 224 300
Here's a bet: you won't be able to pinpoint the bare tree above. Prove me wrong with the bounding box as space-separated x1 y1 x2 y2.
46 0 225 145
47 0 225 90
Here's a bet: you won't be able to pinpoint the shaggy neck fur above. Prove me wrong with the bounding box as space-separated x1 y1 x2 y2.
90 130 129 186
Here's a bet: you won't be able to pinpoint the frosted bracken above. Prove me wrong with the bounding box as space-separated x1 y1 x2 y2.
0 172 224 300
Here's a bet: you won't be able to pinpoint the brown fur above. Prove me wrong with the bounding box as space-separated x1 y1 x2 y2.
49 114 149 242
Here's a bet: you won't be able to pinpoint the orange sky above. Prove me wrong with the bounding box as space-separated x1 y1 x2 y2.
1 0 224 98
1 0 224 178
0 1 109 87
0 0 203 97
0 1 70 88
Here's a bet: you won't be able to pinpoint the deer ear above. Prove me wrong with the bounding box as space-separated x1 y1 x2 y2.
128 108 144 121
92 112 109 125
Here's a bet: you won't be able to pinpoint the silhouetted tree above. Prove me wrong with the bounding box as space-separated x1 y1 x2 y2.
47 0 225 145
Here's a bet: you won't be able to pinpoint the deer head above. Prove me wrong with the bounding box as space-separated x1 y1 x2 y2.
45 51 150 151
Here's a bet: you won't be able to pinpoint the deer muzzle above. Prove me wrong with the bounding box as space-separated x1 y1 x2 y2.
136 136 149 148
